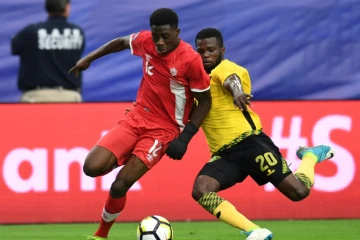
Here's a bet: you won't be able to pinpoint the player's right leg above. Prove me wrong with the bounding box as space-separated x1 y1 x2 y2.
84 119 140 240
87 155 149 240
88 112 178 240
275 145 334 201
192 157 272 239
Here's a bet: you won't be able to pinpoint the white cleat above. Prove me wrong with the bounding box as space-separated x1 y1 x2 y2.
245 228 273 240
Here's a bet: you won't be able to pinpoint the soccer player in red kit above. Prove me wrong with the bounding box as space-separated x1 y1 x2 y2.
69 8 211 240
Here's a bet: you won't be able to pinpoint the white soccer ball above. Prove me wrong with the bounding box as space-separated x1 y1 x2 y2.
137 215 173 240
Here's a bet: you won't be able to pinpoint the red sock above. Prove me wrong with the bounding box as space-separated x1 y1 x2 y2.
94 194 126 238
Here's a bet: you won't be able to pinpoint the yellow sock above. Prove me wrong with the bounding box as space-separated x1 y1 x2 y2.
198 192 259 232
294 152 318 189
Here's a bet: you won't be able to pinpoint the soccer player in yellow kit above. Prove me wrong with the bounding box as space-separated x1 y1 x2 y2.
192 28 335 240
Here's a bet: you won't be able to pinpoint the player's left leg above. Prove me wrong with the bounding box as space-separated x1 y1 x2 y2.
192 157 268 235
90 123 178 240
89 154 149 240
275 145 335 201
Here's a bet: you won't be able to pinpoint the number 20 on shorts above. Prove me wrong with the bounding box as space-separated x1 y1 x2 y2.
255 152 278 176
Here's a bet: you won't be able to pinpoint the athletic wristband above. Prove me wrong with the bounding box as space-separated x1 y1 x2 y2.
179 122 199 143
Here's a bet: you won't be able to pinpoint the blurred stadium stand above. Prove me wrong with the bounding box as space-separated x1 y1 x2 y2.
1 0 359 102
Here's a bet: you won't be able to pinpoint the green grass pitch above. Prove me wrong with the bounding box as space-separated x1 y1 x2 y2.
0 220 359 240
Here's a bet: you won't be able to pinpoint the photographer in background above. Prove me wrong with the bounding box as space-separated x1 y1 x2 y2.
11 0 85 103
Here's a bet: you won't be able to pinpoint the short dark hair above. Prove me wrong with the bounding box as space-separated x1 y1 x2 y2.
196 28 224 47
149 8 179 28
45 0 70 14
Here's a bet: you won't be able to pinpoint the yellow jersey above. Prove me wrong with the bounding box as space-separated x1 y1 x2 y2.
201 59 262 155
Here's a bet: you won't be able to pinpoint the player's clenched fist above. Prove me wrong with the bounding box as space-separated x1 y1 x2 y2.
68 57 92 77
166 122 199 160
165 138 188 160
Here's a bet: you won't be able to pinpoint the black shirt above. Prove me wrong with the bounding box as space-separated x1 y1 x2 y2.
11 16 85 91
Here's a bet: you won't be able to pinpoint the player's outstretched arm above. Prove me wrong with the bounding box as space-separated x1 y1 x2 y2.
68 35 131 77
223 74 252 111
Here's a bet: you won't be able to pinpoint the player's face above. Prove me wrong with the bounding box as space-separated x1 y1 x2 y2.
196 37 224 73
151 25 180 55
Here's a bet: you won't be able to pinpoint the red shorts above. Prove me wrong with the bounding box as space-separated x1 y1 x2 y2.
96 106 179 169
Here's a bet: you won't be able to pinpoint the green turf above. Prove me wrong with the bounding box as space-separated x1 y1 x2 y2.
0 220 359 240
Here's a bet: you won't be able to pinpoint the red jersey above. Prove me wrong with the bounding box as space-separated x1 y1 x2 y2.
129 30 210 128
